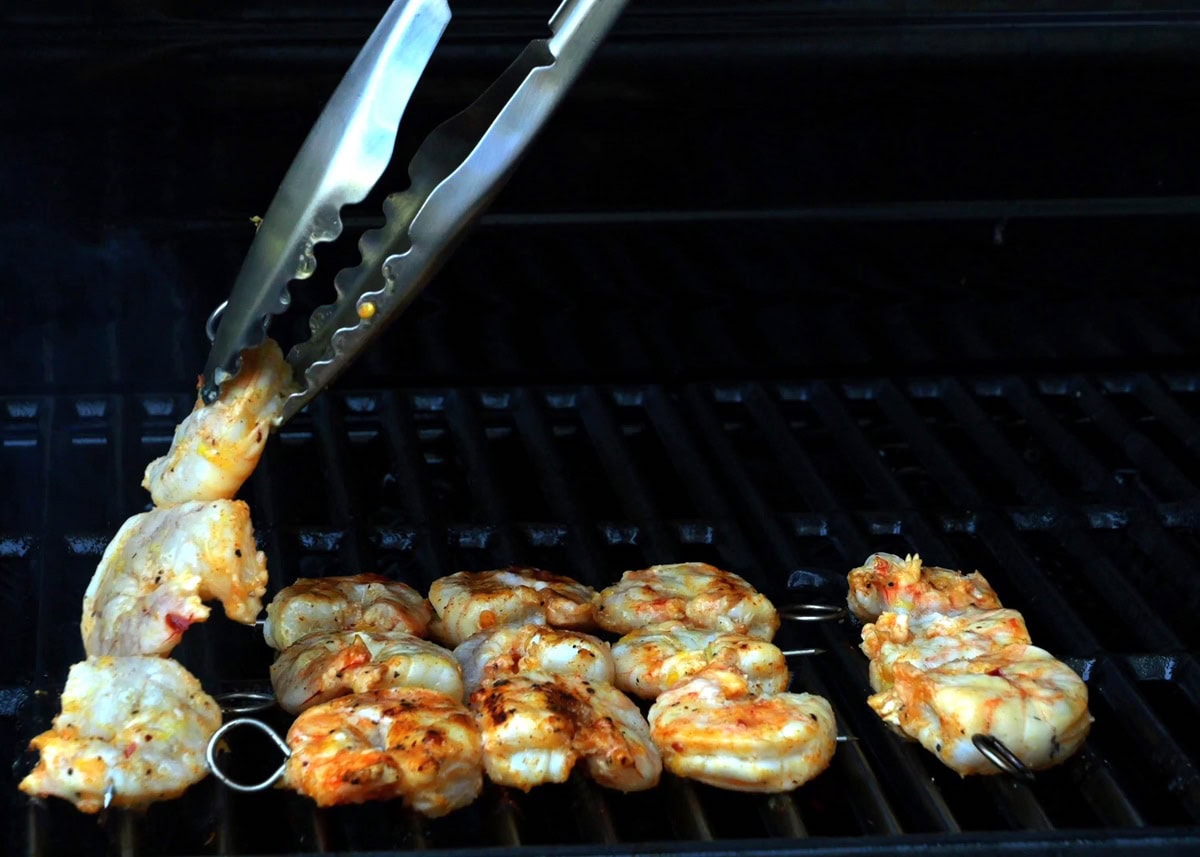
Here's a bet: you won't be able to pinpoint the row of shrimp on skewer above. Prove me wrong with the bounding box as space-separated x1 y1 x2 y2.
216 560 838 816
846 552 1094 777
19 341 291 812
19 339 837 817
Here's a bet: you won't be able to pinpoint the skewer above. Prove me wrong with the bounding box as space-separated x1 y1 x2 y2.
215 691 277 716
780 647 825 657
972 734 1036 783
778 603 846 623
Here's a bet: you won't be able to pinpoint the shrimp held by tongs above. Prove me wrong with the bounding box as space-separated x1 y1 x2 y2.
198 0 631 425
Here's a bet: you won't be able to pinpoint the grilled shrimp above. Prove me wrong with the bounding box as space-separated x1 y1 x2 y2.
453 624 614 695
270 631 464 714
284 687 483 816
19 656 221 813
143 338 294 507
648 664 836 793
847 553 1001 622
868 643 1093 775
611 621 790 700
81 499 268 657
861 608 1031 692
428 568 597 647
470 672 661 793
263 574 433 651
594 563 780 640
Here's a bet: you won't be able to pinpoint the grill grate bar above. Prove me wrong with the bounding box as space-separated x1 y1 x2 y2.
661 777 716 842
1071 746 1147 828
575 386 678 562
870 379 1200 822
378 392 455 583
381 392 529 846
444 390 522 561
22 397 56 857
642 385 896 837
731 383 959 833
212 783 234 855
509 386 645 843
574 385 715 841
950 377 1200 710
24 802 43 857
1074 377 1199 501
440 390 565 847
567 772 620 846
986 785 1054 832
944 378 1184 653
509 388 608 588
1131 374 1200 459
116 810 136 857
687 383 933 833
311 396 375 575
759 794 808 838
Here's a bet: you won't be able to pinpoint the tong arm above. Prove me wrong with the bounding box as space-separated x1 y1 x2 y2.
280 0 629 423
200 0 451 404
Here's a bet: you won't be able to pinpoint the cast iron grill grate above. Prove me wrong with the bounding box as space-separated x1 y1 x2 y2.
3 369 1200 855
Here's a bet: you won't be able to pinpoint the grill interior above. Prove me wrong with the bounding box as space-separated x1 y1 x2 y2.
4 1 1200 855
6 368 1200 854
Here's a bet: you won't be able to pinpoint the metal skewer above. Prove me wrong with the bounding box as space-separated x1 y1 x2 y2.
207 718 291 793
972 734 1036 782
778 603 846 623
215 691 277 716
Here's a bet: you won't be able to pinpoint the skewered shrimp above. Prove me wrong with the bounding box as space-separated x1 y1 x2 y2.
847 552 1001 622
861 608 1031 692
453 624 614 695
81 499 268 657
270 631 464 714
19 656 221 813
263 574 433 651
470 671 661 793
868 643 1093 775
428 567 597 647
611 621 790 700
647 664 836 793
143 338 294 507
594 562 780 640
284 687 483 816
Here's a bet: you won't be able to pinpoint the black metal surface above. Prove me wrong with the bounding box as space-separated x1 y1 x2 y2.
4 359 1200 854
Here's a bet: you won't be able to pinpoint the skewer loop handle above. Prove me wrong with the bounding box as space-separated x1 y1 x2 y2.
207 718 291 793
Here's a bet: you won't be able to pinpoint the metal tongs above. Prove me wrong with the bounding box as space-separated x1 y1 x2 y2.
201 0 629 422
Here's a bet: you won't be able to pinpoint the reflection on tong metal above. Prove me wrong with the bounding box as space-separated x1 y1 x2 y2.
201 0 629 424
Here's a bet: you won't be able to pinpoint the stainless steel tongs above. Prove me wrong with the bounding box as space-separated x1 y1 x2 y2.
200 0 629 423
